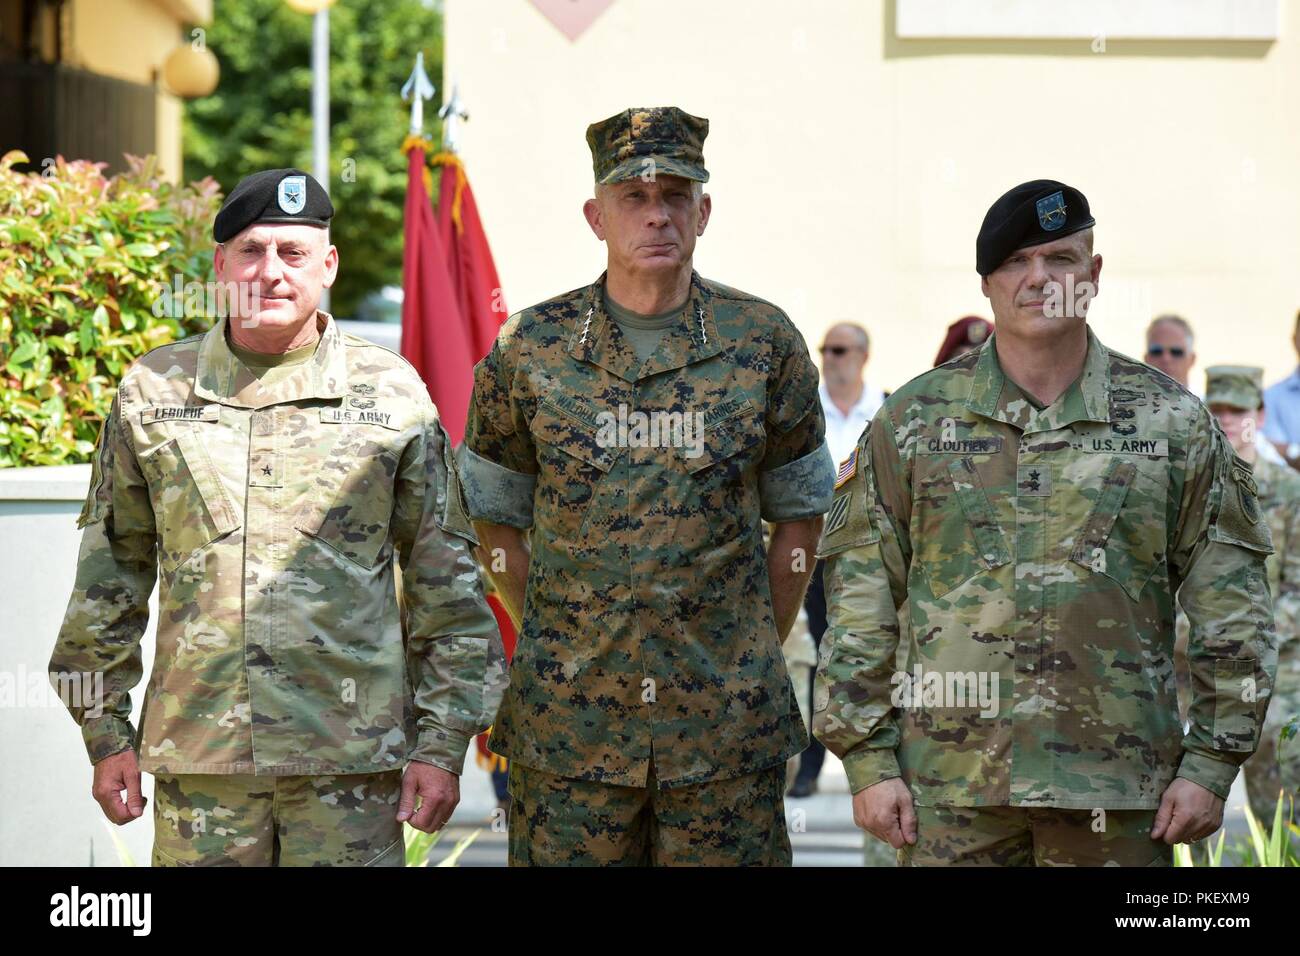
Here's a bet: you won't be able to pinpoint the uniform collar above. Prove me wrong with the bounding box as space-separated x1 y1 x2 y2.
194 311 349 407
566 270 722 382
964 325 1111 433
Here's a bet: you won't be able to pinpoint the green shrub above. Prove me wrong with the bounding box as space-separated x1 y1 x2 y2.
0 151 222 468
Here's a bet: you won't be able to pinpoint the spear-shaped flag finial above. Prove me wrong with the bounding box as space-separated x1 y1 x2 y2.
439 81 469 153
401 51 436 137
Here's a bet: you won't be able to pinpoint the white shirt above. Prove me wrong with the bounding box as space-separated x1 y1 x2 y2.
1257 431 1287 467
820 380 885 469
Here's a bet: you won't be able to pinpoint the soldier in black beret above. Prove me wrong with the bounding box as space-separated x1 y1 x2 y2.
815 178 1277 866
211 168 338 352
48 164 505 866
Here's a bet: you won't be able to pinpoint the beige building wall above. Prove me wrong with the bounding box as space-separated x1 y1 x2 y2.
64 0 212 181
445 0 1300 393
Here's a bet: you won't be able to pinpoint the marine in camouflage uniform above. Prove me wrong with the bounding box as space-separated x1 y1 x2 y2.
1203 366 1300 822
49 169 505 866
462 108 835 865
814 180 1277 866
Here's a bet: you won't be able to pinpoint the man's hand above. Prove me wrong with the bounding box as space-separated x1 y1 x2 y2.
1151 778 1225 844
852 777 917 849
397 761 460 833
92 749 147 825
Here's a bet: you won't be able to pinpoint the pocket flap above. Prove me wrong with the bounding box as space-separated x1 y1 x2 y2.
682 405 763 474
530 399 621 473
947 457 1011 569
1069 458 1136 565
171 430 240 535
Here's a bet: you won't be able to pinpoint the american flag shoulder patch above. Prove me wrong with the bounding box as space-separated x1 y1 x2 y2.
834 448 858 489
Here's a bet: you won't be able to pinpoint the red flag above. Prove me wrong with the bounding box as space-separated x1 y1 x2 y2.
431 153 508 360
475 590 517 769
400 142 476 443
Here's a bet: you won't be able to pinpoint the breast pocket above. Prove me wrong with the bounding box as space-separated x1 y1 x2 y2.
1068 457 1166 601
140 430 240 574
680 403 765 545
916 456 1011 598
295 413 403 570
528 399 622 545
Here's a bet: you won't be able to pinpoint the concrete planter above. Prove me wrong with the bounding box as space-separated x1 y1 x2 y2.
0 465 158 866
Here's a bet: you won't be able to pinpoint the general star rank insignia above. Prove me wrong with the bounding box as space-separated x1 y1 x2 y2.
834 448 858 490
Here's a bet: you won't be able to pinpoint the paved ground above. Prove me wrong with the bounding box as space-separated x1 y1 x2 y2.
427 750 1259 867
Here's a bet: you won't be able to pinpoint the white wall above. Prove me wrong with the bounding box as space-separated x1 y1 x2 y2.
0 467 158 867
445 0 1300 393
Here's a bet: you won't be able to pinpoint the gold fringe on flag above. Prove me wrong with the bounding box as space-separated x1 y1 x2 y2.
429 151 467 235
400 134 437 199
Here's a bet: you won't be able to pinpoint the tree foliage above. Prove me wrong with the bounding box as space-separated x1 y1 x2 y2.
183 0 444 318
0 152 221 466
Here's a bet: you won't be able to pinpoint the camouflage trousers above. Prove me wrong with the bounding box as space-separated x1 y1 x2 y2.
899 805 1172 867
507 759 792 866
151 772 404 867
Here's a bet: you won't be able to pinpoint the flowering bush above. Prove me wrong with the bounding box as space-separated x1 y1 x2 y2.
0 151 222 467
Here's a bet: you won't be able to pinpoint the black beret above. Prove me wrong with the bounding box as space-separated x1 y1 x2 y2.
213 168 334 243
976 179 1094 276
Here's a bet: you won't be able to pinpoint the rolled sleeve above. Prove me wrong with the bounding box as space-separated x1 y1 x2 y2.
760 441 835 522
458 445 537 529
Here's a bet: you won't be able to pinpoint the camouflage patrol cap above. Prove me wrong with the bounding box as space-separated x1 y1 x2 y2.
1205 365 1264 410
586 107 710 185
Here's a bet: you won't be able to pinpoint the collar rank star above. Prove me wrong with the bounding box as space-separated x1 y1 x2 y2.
1017 463 1052 497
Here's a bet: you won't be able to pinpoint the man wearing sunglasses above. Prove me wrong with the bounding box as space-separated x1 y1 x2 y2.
789 324 885 798
1145 315 1198 395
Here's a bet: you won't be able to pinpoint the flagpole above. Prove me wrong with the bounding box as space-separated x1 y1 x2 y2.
312 7 330 311
439 81 468 153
